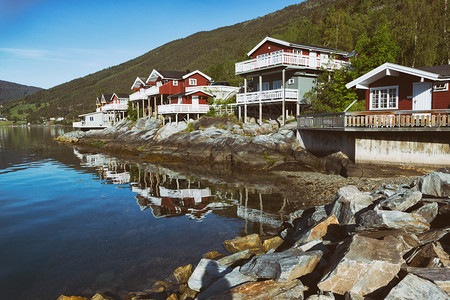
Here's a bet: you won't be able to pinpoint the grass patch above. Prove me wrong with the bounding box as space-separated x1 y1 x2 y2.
0 121 13 126
91 141 105 148
262 151 277 164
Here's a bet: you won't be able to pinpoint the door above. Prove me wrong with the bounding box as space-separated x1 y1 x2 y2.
413 82 432 111
192 96 199 106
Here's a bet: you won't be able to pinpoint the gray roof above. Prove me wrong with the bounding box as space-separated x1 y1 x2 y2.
157 70 189 80
418 65 450 78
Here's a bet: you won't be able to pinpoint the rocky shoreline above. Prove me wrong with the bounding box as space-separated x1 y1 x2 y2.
56 116 427 178
57 169 450 300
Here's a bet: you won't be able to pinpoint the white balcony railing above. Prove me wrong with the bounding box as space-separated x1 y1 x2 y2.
130 89 146 101
236 88 298 104
235 52 350 74
97 103 128 112
158 104 210 114
144 86 159 96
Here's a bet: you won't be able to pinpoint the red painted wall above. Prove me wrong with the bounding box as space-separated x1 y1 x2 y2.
433 88 450 109
251 41 288 58
366 75 450 110
184 73 209 88
159 80 184 95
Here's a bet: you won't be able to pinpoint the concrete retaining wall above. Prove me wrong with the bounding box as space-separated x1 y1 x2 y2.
297 130 450 167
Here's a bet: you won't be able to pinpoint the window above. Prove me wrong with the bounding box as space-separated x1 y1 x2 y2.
293 49 302 55
433 82 448 92
90 117 94 121
288 78 295 85
271 50 283 55
189 78 197 86
273 80 282 90
173 80 178 86
370 86 398 110
257 53 269 58
178 96 182 104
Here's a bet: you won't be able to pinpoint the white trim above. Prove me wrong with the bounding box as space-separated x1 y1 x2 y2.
346 63 441 89
173 80 178 86
182 70 212 81
189 78 197 86
146 69 163 83
112 93 129 101
433 82 449 92
247 36 349 57
185 89 214 97
369 85 398 110
131 77 146 90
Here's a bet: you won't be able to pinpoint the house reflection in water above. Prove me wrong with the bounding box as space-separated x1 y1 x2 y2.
73 149 292 228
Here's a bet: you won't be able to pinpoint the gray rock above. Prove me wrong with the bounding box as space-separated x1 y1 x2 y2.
417 227 450 245
328 186 374 225
358 229 420 255
240 249 323 282
412 202 439 223
356 210 430 234
406 267 450 293
198 267 256 300
217 249 254 266
211 279 307 300
379 189 422 212
405 242 450 268
317 235 404 296
306 295 335 300
415 169 450 198
384 273 448 300
294 214 339 246
187 258 233 292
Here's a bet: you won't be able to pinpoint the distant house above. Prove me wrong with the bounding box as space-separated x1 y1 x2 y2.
235 36 351 124
129 69 238 122
73 93 129 130
346 62 450 111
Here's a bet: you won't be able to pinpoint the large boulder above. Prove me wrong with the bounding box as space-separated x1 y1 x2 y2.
356 210 430 234
211 279 307 300
411 202 439 223
328 186 374 225
405 242 450 268
378 189 422 212
216 249 255 266
173 264 192 284
317 235 404 296
294 214 339 246
198 267 256 299
240 249 323 282
187 258 233 292
384 273 448 300
223 234 263 254
415 169 450 198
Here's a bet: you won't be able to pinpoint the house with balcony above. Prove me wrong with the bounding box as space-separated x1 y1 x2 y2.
235 36 351 124
129 69 239 122
296 62 450 167
73 93 129 130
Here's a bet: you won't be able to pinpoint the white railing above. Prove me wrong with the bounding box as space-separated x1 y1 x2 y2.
130 89 146 101
72 121 83 128
144 86 159 96
158 104 210 114
97 103 128 112
235 52 350 74
236 88 298 103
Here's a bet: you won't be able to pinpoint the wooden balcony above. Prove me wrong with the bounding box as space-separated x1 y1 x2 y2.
158 104 210 114
235 52 350 75
236 88 298 104
297 109 450 132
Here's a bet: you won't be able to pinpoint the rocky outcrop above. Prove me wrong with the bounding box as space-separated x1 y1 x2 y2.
415 168 450 197
384 273 449 300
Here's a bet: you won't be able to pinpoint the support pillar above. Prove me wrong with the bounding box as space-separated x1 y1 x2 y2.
137 101 140 119
142 99 145 117
244 77 247 123
175 113 178 125
282 69 286 125
259 75 263 124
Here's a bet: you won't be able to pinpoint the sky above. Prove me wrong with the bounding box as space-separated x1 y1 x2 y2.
0 0 302 89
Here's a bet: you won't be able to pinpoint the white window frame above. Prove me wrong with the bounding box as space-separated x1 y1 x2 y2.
189 78 197 86
369 85 399 110
433 82 448 92
288 78 295 85
178 96 182 104
271 50 283 55
173 80 178 86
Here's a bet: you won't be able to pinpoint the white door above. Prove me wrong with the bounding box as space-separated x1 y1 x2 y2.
412 82 432 111
192 96 199 106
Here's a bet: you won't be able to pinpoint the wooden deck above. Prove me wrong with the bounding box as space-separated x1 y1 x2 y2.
297 109 450 131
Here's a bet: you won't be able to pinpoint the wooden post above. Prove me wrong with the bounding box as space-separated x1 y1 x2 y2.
244 77 247 123
282 69 286 125
259 75 263 124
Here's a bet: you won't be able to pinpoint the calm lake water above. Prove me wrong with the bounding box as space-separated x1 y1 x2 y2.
0 126 294 299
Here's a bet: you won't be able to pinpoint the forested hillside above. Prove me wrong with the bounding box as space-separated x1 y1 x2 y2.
2 0 448 122
0 80 42 104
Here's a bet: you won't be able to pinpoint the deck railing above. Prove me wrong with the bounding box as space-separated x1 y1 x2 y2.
298 110 450 129
158 104 210 114
235 52 350 74
236 88 298 104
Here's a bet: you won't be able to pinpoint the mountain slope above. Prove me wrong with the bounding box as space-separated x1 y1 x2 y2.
2 0 448 122
0 80 42 103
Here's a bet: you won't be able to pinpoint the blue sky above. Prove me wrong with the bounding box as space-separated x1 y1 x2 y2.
0 0 301 89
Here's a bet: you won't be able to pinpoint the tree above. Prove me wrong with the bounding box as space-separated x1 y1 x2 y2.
351 22 400 78
304 67 359 114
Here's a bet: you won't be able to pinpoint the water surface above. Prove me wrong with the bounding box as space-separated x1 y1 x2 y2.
0 126 293 299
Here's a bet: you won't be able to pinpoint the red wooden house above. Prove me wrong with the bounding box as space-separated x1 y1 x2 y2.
346 63 450 112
